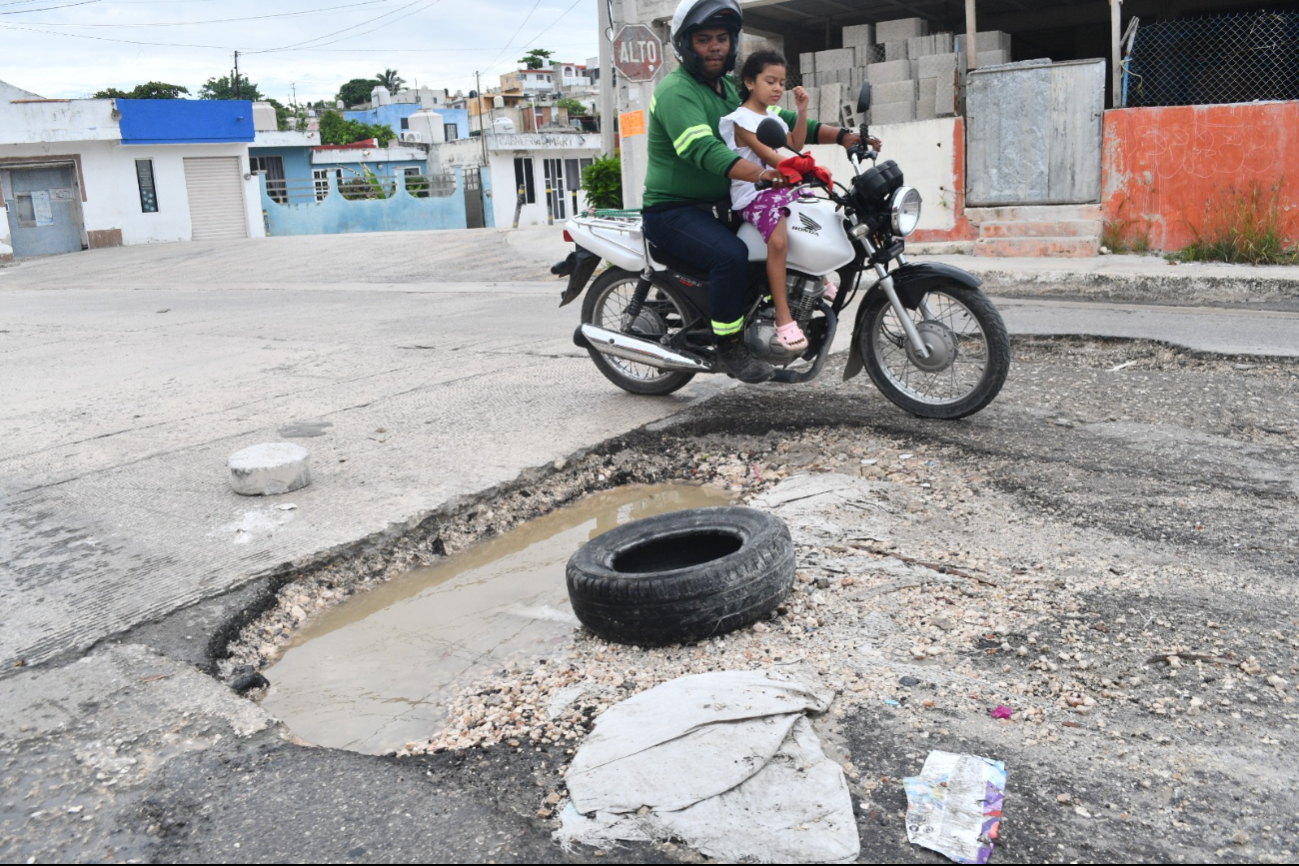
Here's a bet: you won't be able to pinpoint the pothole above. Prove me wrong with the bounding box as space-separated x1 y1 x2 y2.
259 482 733 754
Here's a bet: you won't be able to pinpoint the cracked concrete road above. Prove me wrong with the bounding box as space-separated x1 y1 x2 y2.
2 227 1299 863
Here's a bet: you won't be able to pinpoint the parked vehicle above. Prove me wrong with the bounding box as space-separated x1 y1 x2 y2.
555 83 1010 419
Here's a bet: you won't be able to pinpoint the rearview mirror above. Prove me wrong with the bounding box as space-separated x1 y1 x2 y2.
857 81 872 113
755 117 788 150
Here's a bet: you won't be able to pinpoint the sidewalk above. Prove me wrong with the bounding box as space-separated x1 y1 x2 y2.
917 252 1299 308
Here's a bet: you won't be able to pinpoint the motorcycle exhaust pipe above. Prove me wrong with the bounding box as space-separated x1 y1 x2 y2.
575 324 714 373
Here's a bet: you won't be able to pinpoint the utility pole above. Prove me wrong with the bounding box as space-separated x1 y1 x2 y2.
598 0 615 155
234 50 241 98
475 71 488 166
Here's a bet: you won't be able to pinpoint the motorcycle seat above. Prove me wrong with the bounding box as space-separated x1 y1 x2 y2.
646 241 711 281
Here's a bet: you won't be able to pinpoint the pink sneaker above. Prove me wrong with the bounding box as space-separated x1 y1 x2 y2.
823 276 839 302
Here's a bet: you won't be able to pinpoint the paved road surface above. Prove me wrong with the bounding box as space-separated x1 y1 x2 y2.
2 229 1297 863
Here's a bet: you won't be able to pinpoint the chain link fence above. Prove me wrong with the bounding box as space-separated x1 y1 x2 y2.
1124 9 1299 107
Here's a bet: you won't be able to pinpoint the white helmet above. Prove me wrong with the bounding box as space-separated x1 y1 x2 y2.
670 0 742 77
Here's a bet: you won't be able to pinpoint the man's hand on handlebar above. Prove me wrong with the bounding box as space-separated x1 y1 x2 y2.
839 131 883 151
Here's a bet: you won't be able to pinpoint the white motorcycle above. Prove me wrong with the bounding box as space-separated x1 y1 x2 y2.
555 83 1010 419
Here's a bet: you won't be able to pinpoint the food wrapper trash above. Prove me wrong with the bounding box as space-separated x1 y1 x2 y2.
903 750 1006 864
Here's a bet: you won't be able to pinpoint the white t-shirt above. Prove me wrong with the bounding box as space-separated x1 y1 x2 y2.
719 105 788 212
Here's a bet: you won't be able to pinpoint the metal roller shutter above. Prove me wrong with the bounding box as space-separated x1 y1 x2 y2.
183 157 248 240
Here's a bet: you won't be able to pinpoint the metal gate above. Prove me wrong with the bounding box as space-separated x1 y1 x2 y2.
3 164 85 257
183 157 248 240
463 167 485 229
966 59 1106 207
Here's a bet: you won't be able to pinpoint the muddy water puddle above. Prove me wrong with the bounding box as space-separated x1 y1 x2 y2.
262 482 733 754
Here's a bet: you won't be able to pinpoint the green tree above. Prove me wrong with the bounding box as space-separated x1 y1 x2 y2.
556 97 588 116
198 73 263 101
317 110 395 147
581 155 622 210
336 78 377 108
94 82 189 100
518 48 554 70
374 68 405 92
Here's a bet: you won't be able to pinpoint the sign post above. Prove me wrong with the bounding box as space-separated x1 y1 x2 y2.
613 24 664 83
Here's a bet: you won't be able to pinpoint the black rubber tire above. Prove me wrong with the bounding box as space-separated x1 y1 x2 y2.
566 507 795 646
580 267 695 396
860 284 1011 419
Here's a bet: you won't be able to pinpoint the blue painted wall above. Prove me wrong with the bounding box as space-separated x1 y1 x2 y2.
343 104 470 141
118 99 255 144
260 169 468 236
312 158 427 181
248 145 315 202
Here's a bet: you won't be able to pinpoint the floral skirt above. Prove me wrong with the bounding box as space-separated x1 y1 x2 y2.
740 187 799 242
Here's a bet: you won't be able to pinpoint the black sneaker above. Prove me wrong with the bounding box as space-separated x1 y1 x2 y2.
715 338 775 383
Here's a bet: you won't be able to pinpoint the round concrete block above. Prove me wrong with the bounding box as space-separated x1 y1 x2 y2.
228 443 311 496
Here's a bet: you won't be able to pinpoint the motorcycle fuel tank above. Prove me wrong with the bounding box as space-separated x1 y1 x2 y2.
737 198 855 276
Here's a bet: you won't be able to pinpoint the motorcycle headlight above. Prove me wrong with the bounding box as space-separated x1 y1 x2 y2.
890 187 922 236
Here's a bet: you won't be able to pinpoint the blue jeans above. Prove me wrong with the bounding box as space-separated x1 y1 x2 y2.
642 205 749 337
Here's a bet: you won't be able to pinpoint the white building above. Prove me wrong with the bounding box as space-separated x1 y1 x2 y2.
1 80 262 261
433 132 601 228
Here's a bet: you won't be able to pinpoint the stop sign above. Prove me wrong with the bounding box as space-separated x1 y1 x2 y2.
613 24 664 82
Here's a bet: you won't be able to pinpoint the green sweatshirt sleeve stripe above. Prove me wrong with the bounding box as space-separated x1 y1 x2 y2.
673 124 712 155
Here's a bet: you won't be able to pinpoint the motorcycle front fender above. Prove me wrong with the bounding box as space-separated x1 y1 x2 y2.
843 261 984 381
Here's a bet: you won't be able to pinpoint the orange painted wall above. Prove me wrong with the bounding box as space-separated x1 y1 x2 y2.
1102 101 1299 251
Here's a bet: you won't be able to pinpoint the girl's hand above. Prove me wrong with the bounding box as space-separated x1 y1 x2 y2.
792 86 810 112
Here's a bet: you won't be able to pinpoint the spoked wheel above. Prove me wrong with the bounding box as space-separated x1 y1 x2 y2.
860 284 1010 419
581 267 695 396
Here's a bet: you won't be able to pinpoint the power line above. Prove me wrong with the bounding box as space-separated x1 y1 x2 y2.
481 0 543 77
247 0 434 54
12 0 395 26
0 0 100 13
486 0 587 75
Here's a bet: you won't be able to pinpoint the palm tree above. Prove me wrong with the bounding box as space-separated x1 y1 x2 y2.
375 69 405 92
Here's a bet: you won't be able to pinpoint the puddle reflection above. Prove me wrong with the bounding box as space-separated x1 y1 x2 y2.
262 482 733 754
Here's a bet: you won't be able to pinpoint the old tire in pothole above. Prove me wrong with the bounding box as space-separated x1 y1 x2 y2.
566 507 795 646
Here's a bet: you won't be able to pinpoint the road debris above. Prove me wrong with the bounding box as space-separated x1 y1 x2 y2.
556 671 858 864
904 751 1006 864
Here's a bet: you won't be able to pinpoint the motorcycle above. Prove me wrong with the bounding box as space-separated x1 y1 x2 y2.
554 82 1010 419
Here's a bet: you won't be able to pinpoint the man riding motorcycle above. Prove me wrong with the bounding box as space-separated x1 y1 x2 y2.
643 0 879 382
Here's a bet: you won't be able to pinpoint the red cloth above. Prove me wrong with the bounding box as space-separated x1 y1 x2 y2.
776 153 831 186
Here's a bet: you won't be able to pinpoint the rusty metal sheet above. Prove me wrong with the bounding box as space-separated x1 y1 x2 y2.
966 59 1105 206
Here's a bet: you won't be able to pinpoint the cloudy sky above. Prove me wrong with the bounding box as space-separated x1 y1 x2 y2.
0 0 602 103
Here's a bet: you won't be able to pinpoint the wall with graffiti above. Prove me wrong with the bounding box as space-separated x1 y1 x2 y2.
1102 101 1298 251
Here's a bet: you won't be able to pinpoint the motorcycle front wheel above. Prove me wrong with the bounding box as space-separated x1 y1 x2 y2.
860 284 1010 419
581 267 695 396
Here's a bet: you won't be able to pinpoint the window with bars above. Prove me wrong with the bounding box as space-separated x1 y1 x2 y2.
135 159 158 213
513 157 535 203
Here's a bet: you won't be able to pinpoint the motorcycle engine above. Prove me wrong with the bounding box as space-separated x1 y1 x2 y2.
743 273 825 364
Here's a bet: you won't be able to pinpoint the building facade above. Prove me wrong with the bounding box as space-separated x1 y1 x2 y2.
1 82 261 261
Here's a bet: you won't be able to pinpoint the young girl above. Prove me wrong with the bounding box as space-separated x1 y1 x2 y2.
720 49 822 351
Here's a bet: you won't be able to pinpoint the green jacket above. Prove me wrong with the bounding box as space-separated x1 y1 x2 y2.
643 65 822 209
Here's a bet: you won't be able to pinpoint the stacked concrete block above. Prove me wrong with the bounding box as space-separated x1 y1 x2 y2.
907 33 954 59
884 40 909 62
815 48 856 73
876 17 928 43
977 50 1012 67
874 79 918 105
817 83 843 128
916 77 938 120
799 52 815 76
865 60 911 86
841 23 875 47
871 101 916 125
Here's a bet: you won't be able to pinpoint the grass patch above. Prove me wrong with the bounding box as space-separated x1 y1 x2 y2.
1177 179 1298 265
1102 198 1152 254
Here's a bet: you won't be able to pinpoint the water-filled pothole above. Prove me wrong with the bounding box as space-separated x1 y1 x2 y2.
261 482 733 754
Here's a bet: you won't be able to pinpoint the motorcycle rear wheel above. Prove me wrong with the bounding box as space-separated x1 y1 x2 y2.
860 284 1010 419
581 267 696 396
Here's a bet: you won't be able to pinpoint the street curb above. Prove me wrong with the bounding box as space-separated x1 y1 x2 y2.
968 268 1299 308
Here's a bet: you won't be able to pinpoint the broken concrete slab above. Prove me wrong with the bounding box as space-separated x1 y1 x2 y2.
228 442 312 496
